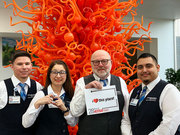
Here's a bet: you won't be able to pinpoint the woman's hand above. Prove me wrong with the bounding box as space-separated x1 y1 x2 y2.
34 94 54 109
52 96 69 116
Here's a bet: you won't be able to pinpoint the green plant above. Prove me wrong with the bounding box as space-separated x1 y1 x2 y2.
165 68 180 90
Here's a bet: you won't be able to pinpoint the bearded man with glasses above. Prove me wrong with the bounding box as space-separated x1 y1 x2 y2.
70 49 129 135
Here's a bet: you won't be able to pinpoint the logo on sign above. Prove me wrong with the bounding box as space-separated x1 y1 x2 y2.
92 98 98 103
92 97 114 103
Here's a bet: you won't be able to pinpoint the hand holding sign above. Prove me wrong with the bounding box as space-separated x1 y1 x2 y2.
85 80 103 89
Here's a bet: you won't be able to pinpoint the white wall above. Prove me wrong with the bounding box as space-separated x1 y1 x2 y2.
0 8 31 33
152 19 174 80
0 7 175 81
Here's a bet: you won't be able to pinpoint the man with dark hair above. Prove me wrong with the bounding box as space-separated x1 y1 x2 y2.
121 53 180 135
70 49 129 135
0 50 42 135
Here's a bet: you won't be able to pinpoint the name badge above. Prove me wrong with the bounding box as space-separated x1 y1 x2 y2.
146 97 157 102
130 98 139 106
9 96 20 104
27 94 35 99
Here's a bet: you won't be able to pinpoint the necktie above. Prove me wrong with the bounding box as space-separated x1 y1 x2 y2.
138 86 147 105
19 83 26 101
100 79 107 87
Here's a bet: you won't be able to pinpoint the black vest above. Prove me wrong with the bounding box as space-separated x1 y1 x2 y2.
0 78 37 135
129 80 168 135
175 125 180 135
78 74 124 135
34 88 70 135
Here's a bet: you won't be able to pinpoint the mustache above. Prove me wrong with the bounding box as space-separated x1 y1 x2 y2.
141 72 149 75
98 67 105 70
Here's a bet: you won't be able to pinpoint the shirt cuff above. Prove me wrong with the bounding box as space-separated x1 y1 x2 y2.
64 111 73 119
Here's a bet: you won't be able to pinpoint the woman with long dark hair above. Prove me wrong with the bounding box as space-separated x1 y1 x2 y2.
22 60 77 135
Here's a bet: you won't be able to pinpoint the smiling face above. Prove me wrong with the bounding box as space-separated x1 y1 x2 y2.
50 64 67 88
137 57 160 85
11 56 32 82
91 50 112 80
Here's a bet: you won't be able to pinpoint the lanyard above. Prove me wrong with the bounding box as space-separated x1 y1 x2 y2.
13 87 18 96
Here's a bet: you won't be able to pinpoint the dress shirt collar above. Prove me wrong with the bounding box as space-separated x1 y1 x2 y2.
11 74 31 87
142 76 160 92
93 73 111 85
47 85 65 97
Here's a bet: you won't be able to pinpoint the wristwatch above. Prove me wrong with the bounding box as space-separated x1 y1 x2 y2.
62 107 69 114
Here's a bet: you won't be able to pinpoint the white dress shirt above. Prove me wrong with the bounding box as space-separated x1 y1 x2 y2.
22 85 78 128
121 76 180 135
70 73 130 119
0 75 43 109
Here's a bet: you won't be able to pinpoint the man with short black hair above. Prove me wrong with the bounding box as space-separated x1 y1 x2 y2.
0 50 42 135
121 53 180 135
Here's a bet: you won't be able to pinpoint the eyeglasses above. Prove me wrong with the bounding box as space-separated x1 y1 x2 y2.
51 70 66 76
91 59 111 66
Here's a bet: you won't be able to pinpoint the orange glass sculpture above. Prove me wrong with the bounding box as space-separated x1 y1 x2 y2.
4 0 152 134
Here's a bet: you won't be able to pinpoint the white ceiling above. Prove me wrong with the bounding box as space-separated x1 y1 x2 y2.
1 0 180 20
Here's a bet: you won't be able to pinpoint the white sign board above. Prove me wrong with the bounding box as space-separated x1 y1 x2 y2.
84 85 119 115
